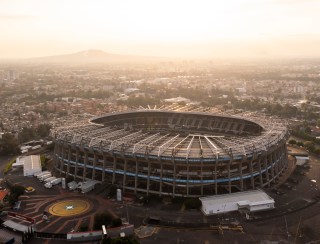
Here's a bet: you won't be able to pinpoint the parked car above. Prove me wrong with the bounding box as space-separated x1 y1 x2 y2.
25 186 35 193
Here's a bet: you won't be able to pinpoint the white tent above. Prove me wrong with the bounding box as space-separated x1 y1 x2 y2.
199 189 274 216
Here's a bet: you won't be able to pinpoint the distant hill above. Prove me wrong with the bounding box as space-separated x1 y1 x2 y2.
27 49 168 63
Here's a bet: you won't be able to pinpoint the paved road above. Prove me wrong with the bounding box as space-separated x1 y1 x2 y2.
0 155 16 178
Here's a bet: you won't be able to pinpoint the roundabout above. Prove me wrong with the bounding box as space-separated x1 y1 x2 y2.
48 199 91 217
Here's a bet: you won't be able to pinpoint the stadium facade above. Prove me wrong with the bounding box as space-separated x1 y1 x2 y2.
52 108 289 197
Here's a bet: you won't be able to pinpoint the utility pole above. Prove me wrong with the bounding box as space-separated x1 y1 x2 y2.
284 216 290 241
126 203 129 223
294 216 302 244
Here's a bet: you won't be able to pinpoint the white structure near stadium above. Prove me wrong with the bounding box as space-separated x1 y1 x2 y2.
199 189 274 216
13 155 42 176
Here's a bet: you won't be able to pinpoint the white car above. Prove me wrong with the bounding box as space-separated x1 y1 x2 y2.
44 183 52 189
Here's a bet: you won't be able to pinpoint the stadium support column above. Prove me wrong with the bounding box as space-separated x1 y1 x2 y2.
270 153 275 183
83 151 88 180
227 158 232 193
92 152 97 181
66 147 71 176
172 158 176 197
122 156 127 192
159 158 163 196
102 154 106 182
238 156 244 191
274 149 280 178
201 158 204 195
214 157 218 195
147 157 151 196
186 159 189 197
60 145 66 172
264 157 270 186
75 149 79 180
53 143 59 171
134 157 138 194
257 157 263 186
284 143 289 169
249 154 255 189
112 154 116 184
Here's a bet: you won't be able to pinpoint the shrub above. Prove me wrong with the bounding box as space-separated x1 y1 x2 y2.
93 212 113 230
4 158 16 174
112 218 122 227
296 141 304 147
79 222 89 232
288 139 296 145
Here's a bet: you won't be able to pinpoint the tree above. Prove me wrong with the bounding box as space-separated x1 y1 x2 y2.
296 141 304 147
10 184 25 196
112 218 122 227
93 212 113 230
36 124 52 138
79 222 89 232
0 133 20 155
304 141 315 152
19 127 36 143
288 139 296 145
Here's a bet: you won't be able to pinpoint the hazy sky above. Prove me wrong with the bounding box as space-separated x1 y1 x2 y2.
1 0 320 59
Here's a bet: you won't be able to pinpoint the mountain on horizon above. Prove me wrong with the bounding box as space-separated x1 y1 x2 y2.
27 49 168 63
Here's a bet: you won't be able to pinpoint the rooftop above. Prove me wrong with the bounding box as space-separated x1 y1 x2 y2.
199 189 274 206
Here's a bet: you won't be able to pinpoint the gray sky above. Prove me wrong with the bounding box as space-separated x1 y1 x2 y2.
1 0 320 59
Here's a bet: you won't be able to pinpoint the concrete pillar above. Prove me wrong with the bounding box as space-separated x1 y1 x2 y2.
83 151 88 180
159 158 163 196
186 160 189 197
249 158 255 189
264 157 270 186
214 157 218 195
134 157 138 194
172 158 176 197
75 149 79 180
60 146 65 172
239 157 244 191
227 159 232 193
200 159 204 195
102 154 106 182
92 152 97 180
270 154 275 182
112 155 116 184
122 157 127 191
66 147 71 176
257 158 263 187
147 158 150 196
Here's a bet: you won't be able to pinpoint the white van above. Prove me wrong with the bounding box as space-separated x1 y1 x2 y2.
39 173 52 182
36 171 50 178
44 177 56 183
51 178 62 185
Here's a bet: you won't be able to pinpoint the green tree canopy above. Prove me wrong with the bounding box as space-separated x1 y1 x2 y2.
0 133 20 155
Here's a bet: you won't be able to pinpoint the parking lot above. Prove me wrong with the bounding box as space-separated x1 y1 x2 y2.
1 146 320 243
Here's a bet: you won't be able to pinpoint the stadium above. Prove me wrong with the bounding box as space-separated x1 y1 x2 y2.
52 106 289 197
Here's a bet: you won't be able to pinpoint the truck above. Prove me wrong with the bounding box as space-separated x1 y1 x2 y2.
39 173 52 182
50 178 62 186
38 172 51 180
68 181 78 191
80 180 98 194
44 182 52 189
35 171 50 178
31 145 41 150
44 177 56 183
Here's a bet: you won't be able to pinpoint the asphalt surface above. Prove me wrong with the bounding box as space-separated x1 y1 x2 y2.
1 146 320 244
